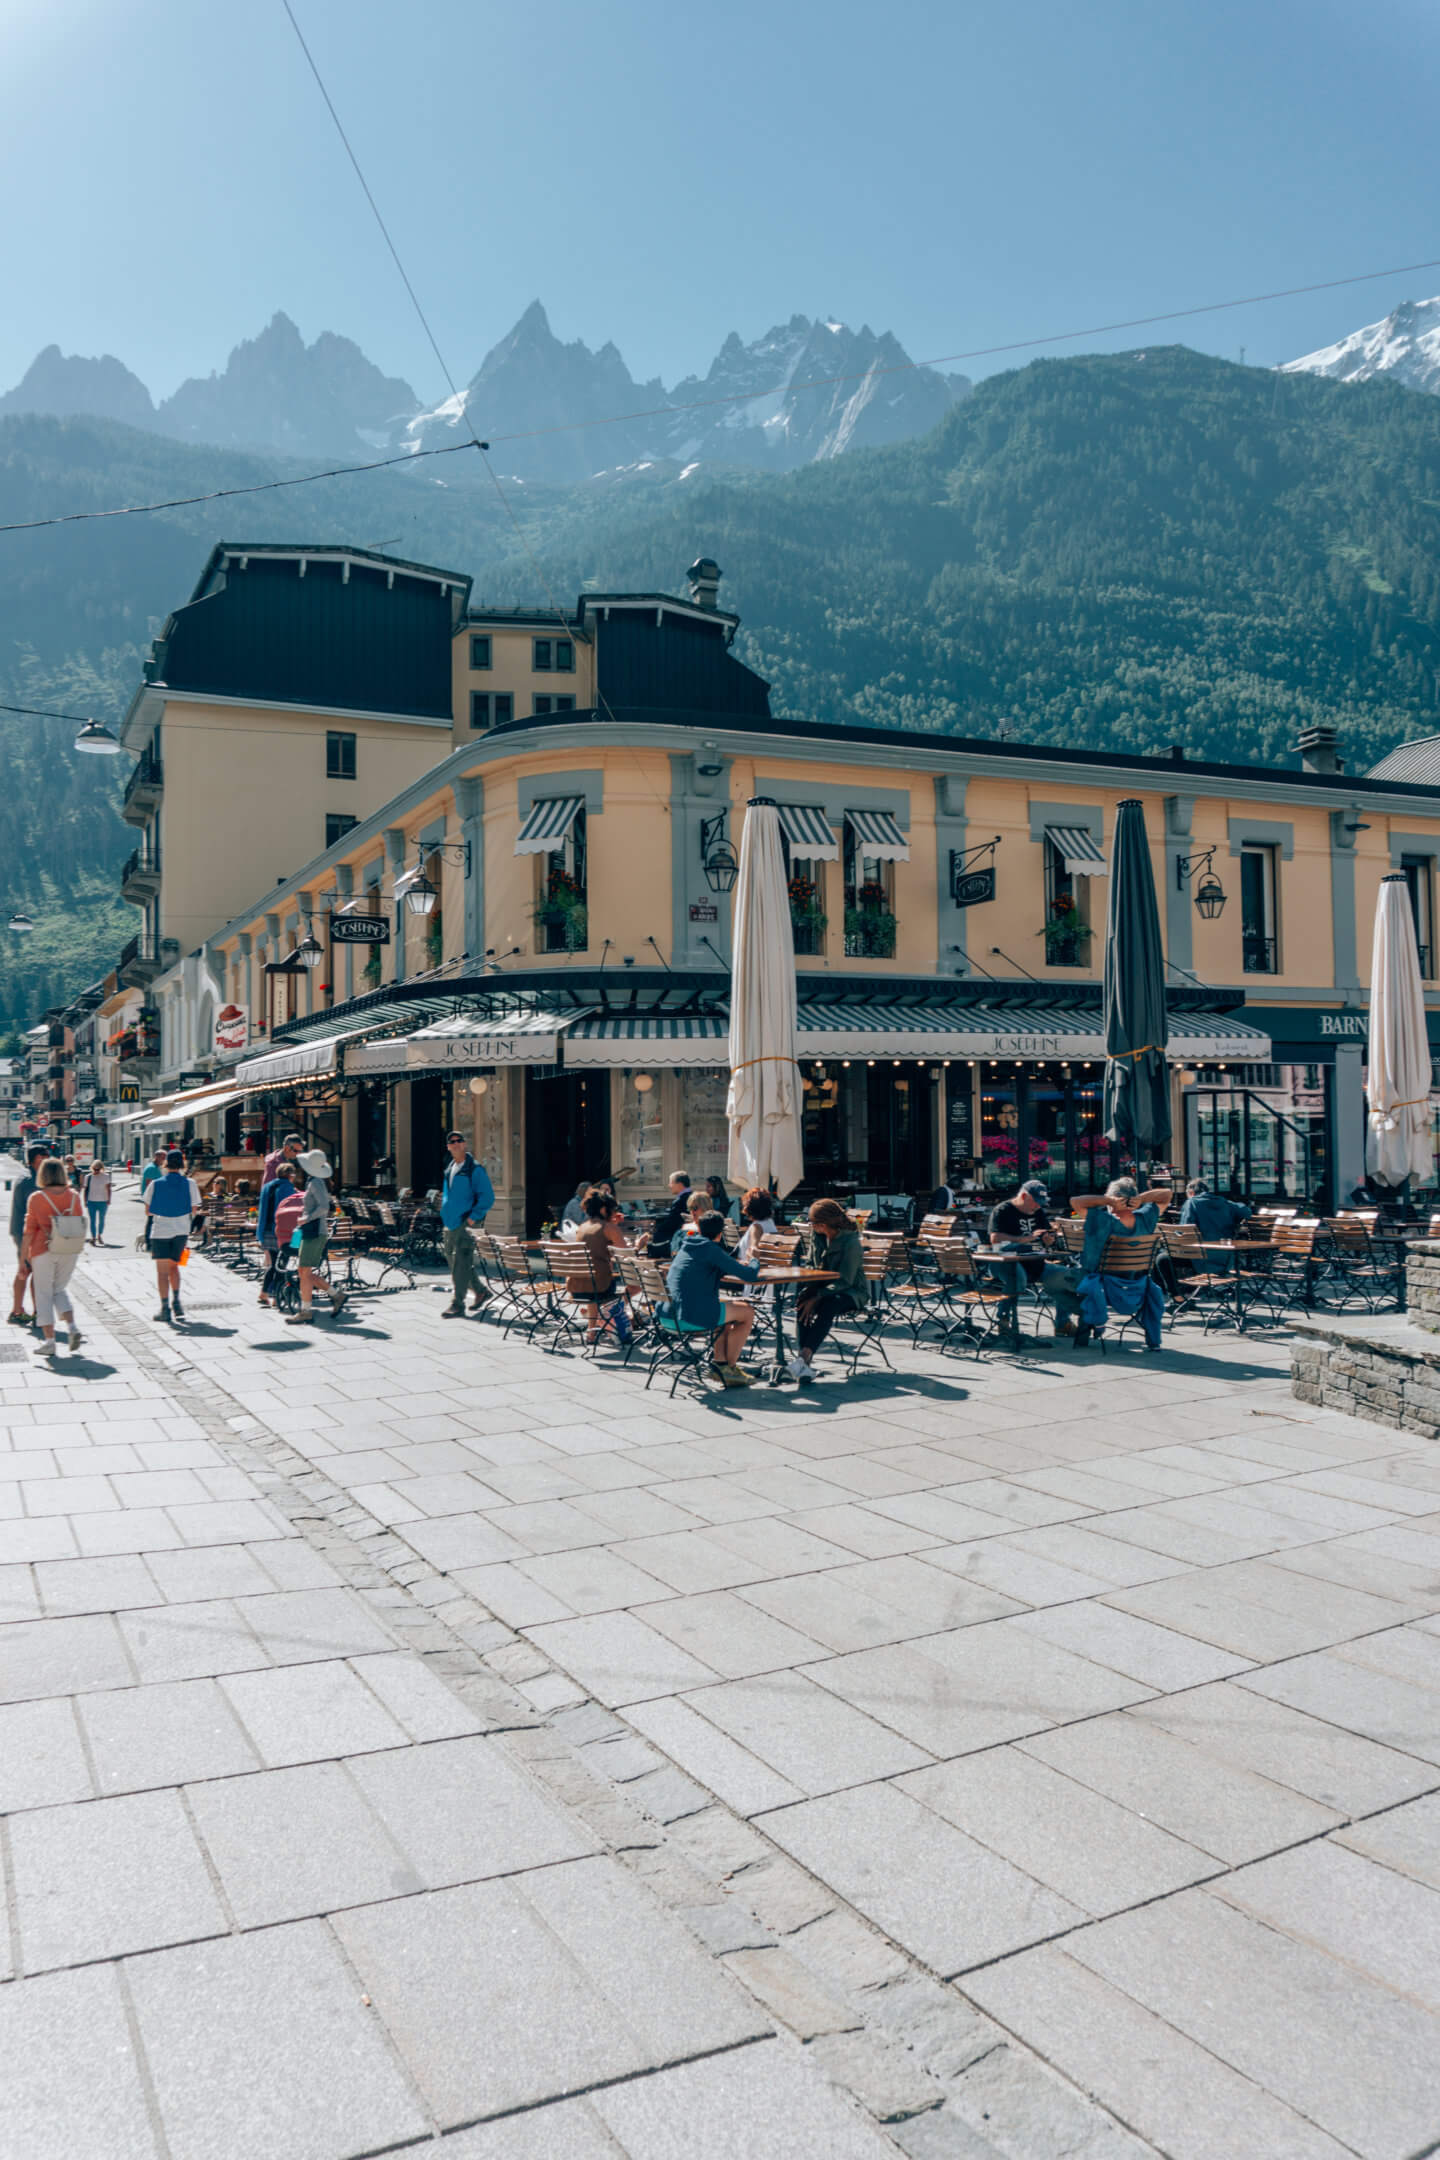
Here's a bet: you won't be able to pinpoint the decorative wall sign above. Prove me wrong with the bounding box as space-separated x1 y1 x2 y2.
951 861 996 907
330 916 391 944
688 902 719 922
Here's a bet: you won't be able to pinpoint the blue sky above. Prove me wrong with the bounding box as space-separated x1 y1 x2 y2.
3 0 1438 406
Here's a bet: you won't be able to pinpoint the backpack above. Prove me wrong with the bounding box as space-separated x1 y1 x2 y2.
41 1190 86 1257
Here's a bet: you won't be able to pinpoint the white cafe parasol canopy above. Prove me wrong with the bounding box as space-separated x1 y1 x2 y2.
1366 872 1433 1187
727 797 804 1199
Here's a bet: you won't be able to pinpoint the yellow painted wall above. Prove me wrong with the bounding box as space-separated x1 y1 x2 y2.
450 624 596 749
157 701 447 953
477 749 673 966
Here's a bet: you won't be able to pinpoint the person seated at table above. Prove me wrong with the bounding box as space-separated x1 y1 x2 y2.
648 1170 695 1257
705 1174 738 1221
670 1191 710 1255
560 1179 591 1229
194 1172 226 1246
927 1176 963 1216
987 1179 1083 1341
1177 1177 1247 1274
1075 1176 1172 1351
1179 1178 1247 1243
665 1211 760 1387
737 1188 778 1264
792 1198 869 1383
569 1188 631 1345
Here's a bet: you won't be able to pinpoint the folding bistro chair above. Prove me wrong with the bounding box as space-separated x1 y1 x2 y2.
1085 1231 1162 1353
1244 1219 1321 1324
636 1259 723 1399
830 1238 906 1375
931 1240 1012 1356
1158 1224 1242 1330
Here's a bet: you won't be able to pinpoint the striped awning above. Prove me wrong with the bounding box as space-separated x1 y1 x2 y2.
1045 824 1108 875
776 803 839 860
846 808 910 861
566 1013 728 1069
346 1008 578 1074
515 795 585 855
235 1028 372 1087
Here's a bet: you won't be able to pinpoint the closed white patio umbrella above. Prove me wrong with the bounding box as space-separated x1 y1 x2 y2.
1366 872 1433 1187
727 797 804 1199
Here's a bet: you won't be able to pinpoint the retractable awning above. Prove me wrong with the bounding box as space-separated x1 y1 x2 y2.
515 795 585 855
846 808 910 861
1045 825 1107 875
235 1028 371 1088
346 1009 579 1074
558 1002 1271 1065
776 803 839 861
565 1013 728 1068
144 1085 243 1125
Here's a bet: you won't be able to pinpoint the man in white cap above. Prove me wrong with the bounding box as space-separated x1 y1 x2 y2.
285 1148 347 1324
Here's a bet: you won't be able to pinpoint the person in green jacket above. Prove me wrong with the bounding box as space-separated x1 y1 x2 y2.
792 1197 869 1383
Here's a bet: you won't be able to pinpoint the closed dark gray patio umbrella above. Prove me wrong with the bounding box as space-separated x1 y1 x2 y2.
1103 797 1172 1154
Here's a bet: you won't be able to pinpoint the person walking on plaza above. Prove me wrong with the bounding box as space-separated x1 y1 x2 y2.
139 1145 166 1252
147 1150 202 1323
792 1197 869 1382
440 1131 494 1317
285 1149 347 1325
21 1157 87 1359
254 1158 299 1307
263 1131 306 1185
665 1210 760 1387
83 1160 112 1245
8 1143 48 1329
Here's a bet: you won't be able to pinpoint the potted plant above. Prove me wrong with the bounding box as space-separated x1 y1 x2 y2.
424 916 444 970
788 873 828 955
844 878 897 958
1043 895 1091 966
362 946 383 989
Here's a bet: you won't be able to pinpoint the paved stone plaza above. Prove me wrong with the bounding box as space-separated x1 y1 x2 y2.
5 1175 1440 2158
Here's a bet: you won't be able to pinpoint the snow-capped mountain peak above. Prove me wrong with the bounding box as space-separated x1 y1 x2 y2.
1283 295 1440 398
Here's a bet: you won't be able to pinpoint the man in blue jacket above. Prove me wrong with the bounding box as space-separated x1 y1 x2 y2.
441 1131 495 1316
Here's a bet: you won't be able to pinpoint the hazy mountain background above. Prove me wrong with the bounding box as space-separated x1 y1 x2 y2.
4 311 1440 1038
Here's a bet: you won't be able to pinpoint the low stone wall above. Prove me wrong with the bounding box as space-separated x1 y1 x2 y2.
1406 1239 1440 1333
1291 1239 1440 1437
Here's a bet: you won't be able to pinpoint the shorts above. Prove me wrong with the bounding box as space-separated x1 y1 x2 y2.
151 1235 187 1262
297 1232 329 1270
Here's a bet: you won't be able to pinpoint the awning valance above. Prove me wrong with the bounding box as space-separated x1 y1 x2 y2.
556 1002 1270 1066
235 1029 369 1087
846 808 910 861
1045 825 1107 876
776 803 840 861
346 1009 578 1074
515 795 585 855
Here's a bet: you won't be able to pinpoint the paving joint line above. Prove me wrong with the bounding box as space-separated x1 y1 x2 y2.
78 1266 1158 2158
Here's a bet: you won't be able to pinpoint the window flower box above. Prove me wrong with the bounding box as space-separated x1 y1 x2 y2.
788 874 828 956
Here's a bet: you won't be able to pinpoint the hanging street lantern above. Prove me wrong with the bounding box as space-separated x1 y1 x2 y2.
74 719 121 755
1194 873 1227 920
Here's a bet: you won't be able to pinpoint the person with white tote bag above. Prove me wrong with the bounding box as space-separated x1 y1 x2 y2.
20 1158 88 1360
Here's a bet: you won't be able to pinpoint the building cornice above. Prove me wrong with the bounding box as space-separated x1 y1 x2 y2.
121 683 453 752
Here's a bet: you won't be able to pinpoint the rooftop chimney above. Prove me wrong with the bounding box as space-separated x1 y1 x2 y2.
1295 724 1342 775
687 557 722 611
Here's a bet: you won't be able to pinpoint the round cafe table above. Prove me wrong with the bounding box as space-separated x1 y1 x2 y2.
728 1265 838 1384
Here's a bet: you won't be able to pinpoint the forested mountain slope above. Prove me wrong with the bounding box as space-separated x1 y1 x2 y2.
3 345 1439 1034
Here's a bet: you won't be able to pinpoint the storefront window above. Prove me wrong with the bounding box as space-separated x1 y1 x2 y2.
1071 1079 1109 1191
621 1075 664 1186
1191 1071 1327 1205
680 1068 730 1192
980 1077 1023 1190
801 1062 844 1180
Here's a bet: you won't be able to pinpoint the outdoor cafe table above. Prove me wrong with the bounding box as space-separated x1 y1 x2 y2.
1199 1240 1277 1332
728 1265 839 1384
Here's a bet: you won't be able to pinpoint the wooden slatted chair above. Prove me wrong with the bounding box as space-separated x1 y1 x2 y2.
1083 1231 1162 1353
1158 1223 1241 1330
930 1240 1012 1356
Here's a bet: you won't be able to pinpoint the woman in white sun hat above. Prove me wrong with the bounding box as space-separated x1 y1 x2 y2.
284 1148 347 1325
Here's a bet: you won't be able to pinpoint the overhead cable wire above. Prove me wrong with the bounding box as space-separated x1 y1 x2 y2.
5 244 1440 540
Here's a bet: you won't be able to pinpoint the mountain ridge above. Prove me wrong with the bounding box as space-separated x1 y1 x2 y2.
0 303 970 478
1285 294 1440 398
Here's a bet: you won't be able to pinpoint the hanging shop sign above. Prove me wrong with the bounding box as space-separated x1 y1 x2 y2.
951 862 997 908
118 1081 141 1103
215 1004 249 1054
330 915 391 945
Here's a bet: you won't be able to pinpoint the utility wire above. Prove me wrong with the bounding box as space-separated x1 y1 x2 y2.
0 439 482 535
4 246 1440 540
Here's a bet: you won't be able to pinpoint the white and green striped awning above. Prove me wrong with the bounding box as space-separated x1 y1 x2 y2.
776 803 839 860
515 795 585 855
846 808 910 860
1045 824 1108 875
